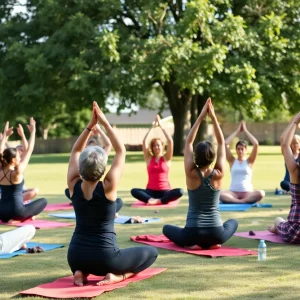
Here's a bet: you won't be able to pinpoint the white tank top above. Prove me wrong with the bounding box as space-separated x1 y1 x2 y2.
229 159 253 192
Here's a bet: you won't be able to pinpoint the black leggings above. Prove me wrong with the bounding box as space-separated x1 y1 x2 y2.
280 180 290 192
65 188 123 213
0 198 47 223
68 246 158 276
131 188 184 204
163 219 238 248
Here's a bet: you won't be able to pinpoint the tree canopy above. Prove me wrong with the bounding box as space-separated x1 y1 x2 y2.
0 0 299 153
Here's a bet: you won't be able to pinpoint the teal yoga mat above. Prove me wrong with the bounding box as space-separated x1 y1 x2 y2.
219 203 272 211
0 242 64 259
49 213 161 224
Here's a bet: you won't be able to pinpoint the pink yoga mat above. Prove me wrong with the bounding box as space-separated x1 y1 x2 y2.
0 219 73 229
44 202 73 212
131 235 257 257
20 268 167 299
234 230 300 245
131 199 180 208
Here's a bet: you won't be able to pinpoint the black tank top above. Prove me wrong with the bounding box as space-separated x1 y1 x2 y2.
69 180 119 252
0 170 24 215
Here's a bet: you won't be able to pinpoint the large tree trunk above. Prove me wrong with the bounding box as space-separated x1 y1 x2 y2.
161 80 190 155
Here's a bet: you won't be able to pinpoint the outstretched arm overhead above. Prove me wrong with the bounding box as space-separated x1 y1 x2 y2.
17 124 28 152
67 106 97 192
282 113 300 182
242 121 259 166
93 124 112 155
0 121 13 154
142 119 155 163
156 115 174 162
279 117 300 154
14 118 36 178
184 98 209 175
225 121 241 165
207 101 225 176
94 102 126 197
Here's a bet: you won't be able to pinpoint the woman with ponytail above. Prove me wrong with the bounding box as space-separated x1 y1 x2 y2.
0 119 47 222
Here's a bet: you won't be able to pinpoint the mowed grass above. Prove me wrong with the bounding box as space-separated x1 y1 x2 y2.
1 146 300 299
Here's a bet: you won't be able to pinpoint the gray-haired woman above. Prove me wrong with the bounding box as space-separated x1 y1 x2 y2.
67 102 158 286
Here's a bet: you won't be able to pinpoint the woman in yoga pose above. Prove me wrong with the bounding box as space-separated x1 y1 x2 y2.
0 119 47 222
279 121 300 192
131 114 183 205
268 113 300 243
163 98 238 249
67 102 158 286
220 120 265 204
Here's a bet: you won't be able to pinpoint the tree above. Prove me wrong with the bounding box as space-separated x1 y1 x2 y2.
0 1 299 152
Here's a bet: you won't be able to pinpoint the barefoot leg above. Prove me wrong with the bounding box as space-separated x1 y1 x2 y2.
184 245 202 250
97 272 134 286
73 270 88 286
147 198 162 205
209 244 221 250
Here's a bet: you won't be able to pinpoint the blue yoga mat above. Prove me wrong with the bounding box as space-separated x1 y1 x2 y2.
49 213 161 224
0 242 64 259
219 203 272 211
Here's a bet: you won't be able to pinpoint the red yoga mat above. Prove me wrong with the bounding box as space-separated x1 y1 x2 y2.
131 199 180 208
131 235 257 257
234 230 300 245
0 219 74 229
44 202 73 212
19 268 167 299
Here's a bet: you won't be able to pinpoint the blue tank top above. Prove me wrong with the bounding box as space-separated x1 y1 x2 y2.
186 169 223 228
69 180 119 252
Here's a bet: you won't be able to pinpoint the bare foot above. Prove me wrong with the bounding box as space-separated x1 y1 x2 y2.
209 244 221 250
115 213 119 218
147 198 162 205
268 225 278 234
97 273 125 286
73 270 88 286
185 245 202 250
130 216 143 223
20 244 27 250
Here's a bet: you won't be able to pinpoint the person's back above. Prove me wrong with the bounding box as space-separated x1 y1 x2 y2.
186 169 222 228
70 180 117 251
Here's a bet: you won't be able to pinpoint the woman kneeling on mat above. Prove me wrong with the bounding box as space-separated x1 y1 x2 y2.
268 113 300 243
0 119 47 223
163 98 238 250
131 114 183 205
220 120 265 204
67 102 158 286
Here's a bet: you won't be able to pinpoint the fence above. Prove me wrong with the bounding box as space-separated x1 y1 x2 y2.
7 122 290 154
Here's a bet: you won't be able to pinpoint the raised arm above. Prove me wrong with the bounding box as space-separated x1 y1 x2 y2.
94 102 126 195
14 118 36 177
17 124 28 151
184 98 209 175
67 108 96 191
282 112 300 181
142 123 154 162
208 102 225 176
156 115 174 162
94 124 112 155
242 121 259 165
225 122 241 165
280 117 298 154
0 122 13 154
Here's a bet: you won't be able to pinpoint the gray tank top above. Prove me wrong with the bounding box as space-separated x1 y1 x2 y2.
186 169 223 228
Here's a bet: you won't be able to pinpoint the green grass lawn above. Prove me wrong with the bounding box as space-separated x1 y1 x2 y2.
1 146 300 300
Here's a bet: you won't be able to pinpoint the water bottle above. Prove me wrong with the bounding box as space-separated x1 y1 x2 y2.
258 239 267 261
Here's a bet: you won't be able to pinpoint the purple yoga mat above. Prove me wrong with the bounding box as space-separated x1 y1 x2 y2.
234 230 300 245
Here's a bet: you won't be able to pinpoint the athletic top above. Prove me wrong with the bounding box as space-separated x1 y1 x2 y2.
277 183 300 243
69 180 119 253
186 169 222 228
0 170 25 217
229 159 253 192
146 156 171 190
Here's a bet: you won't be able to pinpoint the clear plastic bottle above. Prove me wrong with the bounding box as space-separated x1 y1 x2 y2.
258 239 267 261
